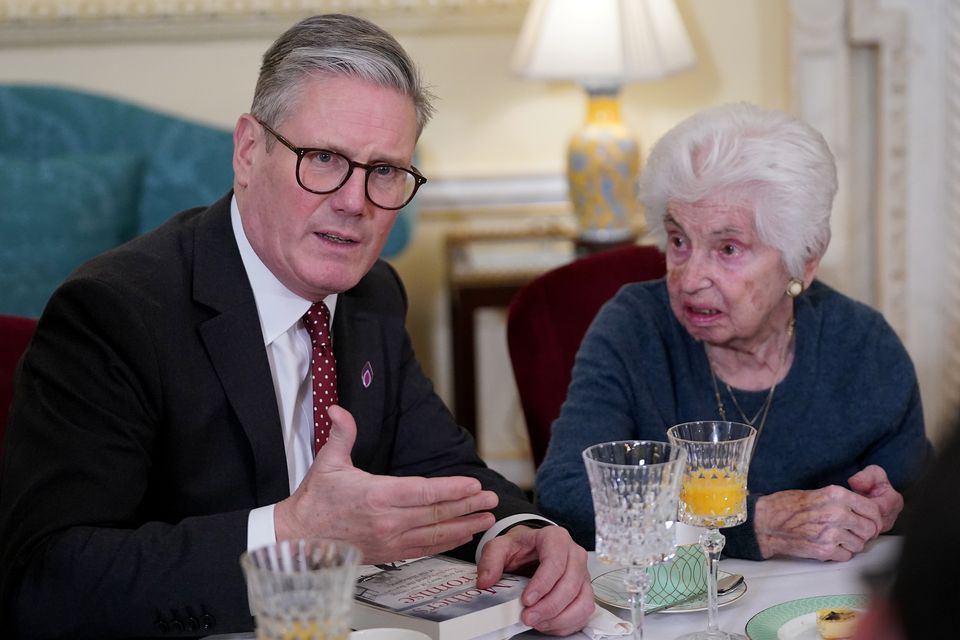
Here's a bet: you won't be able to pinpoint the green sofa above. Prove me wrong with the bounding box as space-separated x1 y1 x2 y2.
0 84 414 318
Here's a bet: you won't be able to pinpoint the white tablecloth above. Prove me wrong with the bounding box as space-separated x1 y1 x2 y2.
520 535 901 639
209 536 900 640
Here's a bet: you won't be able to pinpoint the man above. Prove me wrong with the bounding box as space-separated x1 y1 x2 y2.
0 14 594 638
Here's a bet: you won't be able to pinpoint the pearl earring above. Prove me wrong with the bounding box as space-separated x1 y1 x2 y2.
786 279 803 298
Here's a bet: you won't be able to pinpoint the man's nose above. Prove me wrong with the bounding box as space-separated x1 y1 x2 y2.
329 169 368 212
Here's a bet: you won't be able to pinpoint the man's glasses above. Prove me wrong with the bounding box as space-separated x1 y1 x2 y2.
258 120 427 210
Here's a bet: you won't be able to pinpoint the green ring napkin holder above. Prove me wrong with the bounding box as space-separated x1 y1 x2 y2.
645 544 708 609
592 544 708 612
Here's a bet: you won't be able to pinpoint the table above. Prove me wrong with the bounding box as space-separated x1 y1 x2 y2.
209 538 899 640
520 536 901 639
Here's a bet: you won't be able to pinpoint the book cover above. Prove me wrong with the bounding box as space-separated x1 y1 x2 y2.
352 556 531 640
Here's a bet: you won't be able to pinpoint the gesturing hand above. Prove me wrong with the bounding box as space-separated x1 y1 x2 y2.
847 465 903 534
754 484 884 561
476 526 594 637
274 405 499 564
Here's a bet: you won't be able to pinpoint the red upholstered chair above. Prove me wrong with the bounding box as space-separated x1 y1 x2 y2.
1 314 38 452
506 244 666 468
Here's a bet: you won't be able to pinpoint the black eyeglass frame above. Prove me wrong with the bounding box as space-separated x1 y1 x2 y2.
257 119 427 211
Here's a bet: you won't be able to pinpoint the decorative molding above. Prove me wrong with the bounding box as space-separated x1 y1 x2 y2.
789 0 855 299
417 173 566 212
793 0 960 437
0 0 528 44
789 0 909 338
790 0 845 48
849 0 910 339
945 0 960 423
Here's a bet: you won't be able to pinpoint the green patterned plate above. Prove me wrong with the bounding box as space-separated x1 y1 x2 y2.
593 569 746 614
744 594 867 639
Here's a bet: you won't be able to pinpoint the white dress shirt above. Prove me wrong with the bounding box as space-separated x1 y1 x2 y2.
230 196 548 557
230 198 336 550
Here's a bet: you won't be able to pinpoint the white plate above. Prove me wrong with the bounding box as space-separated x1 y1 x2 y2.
775 610 865 640
592 569 747 614
744 595 867 640
775 612 819 640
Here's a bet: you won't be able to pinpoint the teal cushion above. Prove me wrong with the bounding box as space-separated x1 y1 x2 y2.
381 204 416 258
0 152 143 317
0 85 415 259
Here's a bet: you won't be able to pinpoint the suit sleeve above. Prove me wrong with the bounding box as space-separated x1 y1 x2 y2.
0 277 255 638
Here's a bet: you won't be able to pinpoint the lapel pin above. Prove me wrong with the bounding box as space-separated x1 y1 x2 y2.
361 361 373 388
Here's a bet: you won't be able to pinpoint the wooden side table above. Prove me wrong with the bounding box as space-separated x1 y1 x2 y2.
445 226 576 446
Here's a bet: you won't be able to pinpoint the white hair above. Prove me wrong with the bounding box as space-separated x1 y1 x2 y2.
638 103 837 279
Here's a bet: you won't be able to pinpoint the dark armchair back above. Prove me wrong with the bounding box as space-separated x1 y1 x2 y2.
506 244 666 467
0 314 38 453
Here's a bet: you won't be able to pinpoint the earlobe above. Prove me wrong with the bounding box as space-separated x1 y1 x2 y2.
802 256 821 290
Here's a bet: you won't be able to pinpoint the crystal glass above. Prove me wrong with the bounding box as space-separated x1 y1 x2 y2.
667 421 756 640
240 538 361 640
583 440 687 640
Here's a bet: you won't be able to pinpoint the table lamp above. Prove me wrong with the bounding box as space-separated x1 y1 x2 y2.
512 0 695 249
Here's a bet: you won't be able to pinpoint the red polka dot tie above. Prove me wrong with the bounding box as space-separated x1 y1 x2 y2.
303 301 338 456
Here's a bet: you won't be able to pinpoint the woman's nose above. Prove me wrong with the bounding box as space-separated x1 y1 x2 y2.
677 252 711 292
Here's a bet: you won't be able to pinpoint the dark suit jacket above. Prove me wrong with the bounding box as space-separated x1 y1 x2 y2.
0 193 534 639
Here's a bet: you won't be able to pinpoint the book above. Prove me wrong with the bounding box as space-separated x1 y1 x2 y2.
351 555 531 640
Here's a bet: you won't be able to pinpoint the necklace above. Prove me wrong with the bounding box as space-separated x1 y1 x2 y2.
707 317 795 443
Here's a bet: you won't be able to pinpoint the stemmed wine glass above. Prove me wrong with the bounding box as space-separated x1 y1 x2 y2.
582 440 687 640
667 421 756 640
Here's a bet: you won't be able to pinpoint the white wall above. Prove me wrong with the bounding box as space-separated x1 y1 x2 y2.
0 0 791 180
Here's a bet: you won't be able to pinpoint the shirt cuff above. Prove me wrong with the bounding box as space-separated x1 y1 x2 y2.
475 513 555 562
247 504 277 551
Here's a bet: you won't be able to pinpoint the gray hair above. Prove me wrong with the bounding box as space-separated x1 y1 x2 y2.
638 103 837 279
252 13 436 137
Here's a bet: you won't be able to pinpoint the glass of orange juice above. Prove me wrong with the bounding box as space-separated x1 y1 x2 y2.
667 421 756 640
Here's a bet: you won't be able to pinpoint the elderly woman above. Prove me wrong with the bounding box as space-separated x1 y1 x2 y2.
535 103 931 561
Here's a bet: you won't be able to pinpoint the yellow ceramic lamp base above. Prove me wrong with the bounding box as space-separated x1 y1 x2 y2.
567 89 641 244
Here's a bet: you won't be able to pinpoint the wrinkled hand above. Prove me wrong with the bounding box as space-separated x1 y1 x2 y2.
476 525 594 636
274 405 498 564
754 484 884 561
848 465 903 534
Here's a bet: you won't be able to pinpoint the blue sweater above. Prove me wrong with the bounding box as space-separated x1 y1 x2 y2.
535 279 931 559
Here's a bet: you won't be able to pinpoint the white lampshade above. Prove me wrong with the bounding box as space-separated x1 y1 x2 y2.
512 0 696 90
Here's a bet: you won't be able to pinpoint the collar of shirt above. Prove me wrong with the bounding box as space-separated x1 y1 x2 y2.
230 195 337 340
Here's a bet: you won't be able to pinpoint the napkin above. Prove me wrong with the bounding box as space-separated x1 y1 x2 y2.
473 621 532 640
580 605 634 639
471 606 632 640
645 544 707 610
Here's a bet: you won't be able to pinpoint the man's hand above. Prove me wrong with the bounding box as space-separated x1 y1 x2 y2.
274 405 498 563
847 465 903 534
754 484 884 561
476 525 594 636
